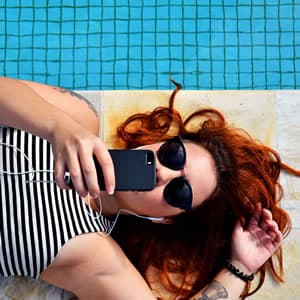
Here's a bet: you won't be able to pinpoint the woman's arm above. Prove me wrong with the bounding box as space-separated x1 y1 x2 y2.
40 205 281 300
0 77 76 141
43 234 240 300
40 233 156 300
190 205 282 300
0 77 115 197
19 79 100 134
190 270 245 300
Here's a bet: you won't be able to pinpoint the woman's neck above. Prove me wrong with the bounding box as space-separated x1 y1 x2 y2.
91 192 120 216
82 191 121 217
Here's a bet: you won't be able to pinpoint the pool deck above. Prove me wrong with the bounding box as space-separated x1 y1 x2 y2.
1 90 299 299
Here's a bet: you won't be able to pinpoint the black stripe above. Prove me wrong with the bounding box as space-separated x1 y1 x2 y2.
21 130 31 275
8 128 19 275
15 128 27 275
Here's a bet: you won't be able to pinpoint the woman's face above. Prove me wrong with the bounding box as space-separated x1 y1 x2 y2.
114 140 218 218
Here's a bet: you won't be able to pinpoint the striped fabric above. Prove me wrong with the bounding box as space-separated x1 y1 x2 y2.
0 126 111 278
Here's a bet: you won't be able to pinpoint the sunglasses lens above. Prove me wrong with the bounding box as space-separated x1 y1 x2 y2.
163 177 192 210
157 137 186 170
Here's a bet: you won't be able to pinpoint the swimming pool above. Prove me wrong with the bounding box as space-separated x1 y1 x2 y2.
0 1 299 90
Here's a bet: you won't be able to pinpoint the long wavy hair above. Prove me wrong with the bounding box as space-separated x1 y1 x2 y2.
111 80 300 299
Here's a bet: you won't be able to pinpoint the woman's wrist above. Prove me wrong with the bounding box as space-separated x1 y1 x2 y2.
225 260 255 283
46 111 76 144
229 258 257 275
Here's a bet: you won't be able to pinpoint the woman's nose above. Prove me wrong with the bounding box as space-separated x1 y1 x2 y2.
155 161 184 186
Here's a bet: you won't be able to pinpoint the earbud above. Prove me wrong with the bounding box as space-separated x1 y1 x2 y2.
145 216 165 222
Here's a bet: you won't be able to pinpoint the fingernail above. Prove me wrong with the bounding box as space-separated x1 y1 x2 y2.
107 186 114 195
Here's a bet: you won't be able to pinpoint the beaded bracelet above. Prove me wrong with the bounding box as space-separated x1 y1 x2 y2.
225 260 255 282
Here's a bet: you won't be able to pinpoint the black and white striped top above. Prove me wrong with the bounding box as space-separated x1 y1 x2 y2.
0 126 111 278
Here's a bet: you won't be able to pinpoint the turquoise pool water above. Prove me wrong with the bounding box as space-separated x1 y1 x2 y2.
0 1 299 90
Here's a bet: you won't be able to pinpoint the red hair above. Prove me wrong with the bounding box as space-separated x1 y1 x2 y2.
112 80 300 299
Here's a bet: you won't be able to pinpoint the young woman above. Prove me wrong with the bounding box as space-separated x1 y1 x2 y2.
0 77 298 300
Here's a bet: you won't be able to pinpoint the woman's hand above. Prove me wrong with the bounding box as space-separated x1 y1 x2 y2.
0 77 115 198
230 203 282 275
50 119 115 198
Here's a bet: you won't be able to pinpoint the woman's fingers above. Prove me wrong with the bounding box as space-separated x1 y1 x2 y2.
257 208 283 252
247 205 283 252
67 152 89 197
261 218 279 234
78 148 101 198
273 230 283 246
63 138 115 197
261 208 273 221
54 143 94 198
248 203 262 226
54 157 70 190
260 209 280 237
52 123 115 197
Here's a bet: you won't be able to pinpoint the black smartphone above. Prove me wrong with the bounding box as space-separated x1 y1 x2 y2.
94 149 156 191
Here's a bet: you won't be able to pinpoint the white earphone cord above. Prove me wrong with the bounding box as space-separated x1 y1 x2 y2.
0 141 164 236
86 194 164 237
0 141 55 183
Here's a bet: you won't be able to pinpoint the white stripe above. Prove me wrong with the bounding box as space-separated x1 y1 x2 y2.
41 140 54 266
34 136 47 272
20 131 33 276
48 152 62 257
28 134 41 276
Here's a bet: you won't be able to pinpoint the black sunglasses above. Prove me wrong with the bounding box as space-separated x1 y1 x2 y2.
157 136 193 211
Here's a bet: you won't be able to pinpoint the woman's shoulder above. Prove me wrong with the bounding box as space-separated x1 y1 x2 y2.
48 233 127 273
40 232 156 299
